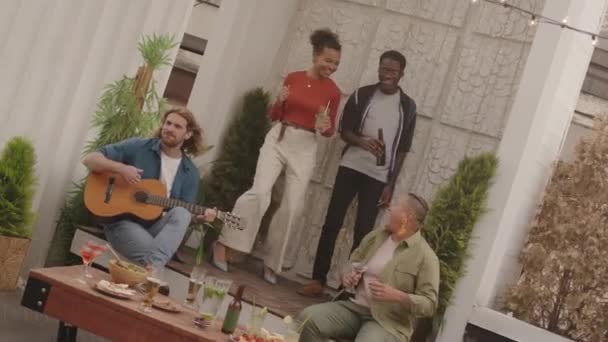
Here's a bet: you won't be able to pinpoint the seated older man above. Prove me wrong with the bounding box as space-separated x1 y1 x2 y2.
298 193 439 342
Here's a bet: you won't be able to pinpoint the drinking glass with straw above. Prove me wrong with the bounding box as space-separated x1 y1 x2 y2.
315 100 331 137
247 296 268 336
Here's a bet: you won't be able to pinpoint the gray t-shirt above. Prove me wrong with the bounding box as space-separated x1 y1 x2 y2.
340 89 401 182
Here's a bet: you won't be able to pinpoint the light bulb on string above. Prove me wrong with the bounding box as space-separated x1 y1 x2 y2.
480 0 603 47
471 0 478 3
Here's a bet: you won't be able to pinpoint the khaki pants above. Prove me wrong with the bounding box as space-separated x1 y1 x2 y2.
219 124 317 273
298 301 402 342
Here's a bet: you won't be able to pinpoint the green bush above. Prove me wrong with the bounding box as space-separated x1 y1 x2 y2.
0 137 37 239
198 88 270 249
422 152 498 331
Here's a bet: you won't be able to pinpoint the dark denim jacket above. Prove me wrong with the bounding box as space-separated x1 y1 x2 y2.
99 138 199 203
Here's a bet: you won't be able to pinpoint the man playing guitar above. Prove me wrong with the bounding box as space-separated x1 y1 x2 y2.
83 107 217 271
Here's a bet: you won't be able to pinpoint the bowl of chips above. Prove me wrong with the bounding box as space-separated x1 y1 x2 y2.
108 259 147 286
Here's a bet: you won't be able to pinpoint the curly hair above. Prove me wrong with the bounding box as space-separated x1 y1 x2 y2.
155 107 205 157
310 28 341 55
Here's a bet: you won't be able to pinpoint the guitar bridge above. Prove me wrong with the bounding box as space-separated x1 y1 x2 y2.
104 177 115 203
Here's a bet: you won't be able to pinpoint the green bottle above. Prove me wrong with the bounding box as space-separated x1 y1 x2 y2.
222 285 245 334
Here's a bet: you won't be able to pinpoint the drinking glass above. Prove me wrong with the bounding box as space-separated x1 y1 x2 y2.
139 276 162 313
363 274 378 299
184 266 206 308
247 306 268 336
77 241 107 284
198 276 232 322
285 318 303 342
314 104 330 132
345 262 367 294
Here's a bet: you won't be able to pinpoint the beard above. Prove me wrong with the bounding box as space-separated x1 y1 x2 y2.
161 133 184 148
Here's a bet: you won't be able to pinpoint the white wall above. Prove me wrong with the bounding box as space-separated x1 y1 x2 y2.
188 0 301 171
266 0 546 287
0 0 194 273
186 2 219 39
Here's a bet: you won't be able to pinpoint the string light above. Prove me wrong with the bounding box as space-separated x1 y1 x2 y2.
481 0 603 46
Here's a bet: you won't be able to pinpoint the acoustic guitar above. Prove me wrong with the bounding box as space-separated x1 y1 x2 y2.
84 172 242 230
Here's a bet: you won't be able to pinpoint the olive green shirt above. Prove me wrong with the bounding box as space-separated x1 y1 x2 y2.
350 229 440 341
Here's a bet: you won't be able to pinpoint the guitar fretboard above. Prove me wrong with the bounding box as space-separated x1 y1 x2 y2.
143 194 207 216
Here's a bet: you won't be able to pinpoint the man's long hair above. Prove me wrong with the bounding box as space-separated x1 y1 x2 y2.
155 107 205 157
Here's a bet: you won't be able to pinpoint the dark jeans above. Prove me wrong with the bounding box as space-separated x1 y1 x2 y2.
312 167 385 283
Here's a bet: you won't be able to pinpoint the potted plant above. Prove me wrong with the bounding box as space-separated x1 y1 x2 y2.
413 152 498 341
197 88 271 262
0 137 37 290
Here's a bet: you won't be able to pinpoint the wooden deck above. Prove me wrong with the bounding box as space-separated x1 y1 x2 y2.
168 248 332 319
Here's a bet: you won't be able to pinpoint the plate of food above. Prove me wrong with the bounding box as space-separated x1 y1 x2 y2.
230 330 287 342
152 297 182 313
93 280 136 299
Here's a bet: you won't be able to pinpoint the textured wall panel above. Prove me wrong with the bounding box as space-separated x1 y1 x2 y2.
261 0 543 285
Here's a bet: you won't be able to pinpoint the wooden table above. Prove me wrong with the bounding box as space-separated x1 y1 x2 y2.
21 266 237 341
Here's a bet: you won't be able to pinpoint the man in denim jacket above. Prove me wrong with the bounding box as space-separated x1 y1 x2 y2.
83 107 216 270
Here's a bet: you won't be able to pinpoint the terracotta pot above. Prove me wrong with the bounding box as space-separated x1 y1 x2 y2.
0 235 31 290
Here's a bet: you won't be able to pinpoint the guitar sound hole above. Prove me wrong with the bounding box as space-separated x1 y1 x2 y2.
134 191 149 203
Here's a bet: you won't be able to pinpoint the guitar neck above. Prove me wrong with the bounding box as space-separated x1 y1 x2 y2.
147 195 207 216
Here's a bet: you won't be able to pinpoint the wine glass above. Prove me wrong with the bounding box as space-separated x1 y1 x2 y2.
77 241 107 284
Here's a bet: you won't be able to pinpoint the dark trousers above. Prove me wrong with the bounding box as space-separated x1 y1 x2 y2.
312 166 385 283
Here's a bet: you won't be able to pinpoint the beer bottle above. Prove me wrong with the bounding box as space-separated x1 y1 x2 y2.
221 285 245 334
377 128 386 166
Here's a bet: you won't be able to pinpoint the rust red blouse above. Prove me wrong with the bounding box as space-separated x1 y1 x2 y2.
269 71 341 137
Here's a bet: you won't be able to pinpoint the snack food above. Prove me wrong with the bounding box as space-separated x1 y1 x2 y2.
108 259 147 286
233 329 285 342
152 298 182 313
94 280 136 299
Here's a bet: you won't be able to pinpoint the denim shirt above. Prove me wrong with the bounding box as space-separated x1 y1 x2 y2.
99 138 200 203
350 229 439 341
